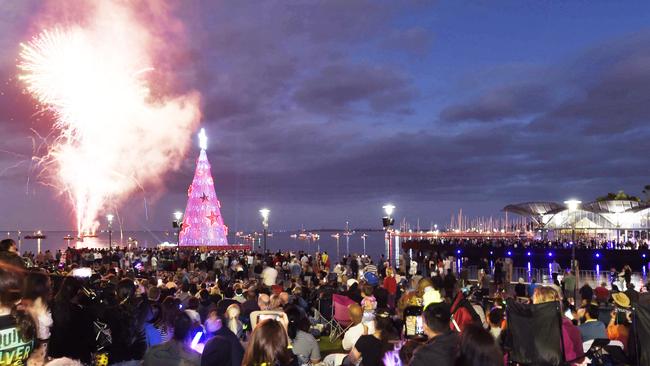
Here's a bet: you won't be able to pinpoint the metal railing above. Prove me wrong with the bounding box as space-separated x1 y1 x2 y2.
458 264 648 289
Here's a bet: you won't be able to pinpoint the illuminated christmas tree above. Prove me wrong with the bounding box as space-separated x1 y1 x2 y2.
179 128 228 246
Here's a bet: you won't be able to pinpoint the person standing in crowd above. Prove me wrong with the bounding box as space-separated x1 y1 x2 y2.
409 302 458 366
550 259 561 286
562 270 576 302
242 319 298 366
48 276 96 364
143 312 201 366
443 269 457 299
102 279 149 365
0 263 36 365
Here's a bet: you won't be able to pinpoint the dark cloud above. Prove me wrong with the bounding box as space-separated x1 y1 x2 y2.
440 83 553 123
529 52 650 134
294 64 416 114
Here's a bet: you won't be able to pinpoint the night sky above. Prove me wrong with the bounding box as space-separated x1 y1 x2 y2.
1 1 649 232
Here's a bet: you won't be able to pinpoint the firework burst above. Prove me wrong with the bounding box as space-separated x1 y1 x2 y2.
18 2 200 236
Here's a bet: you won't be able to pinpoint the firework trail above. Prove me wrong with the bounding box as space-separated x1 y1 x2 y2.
18 2 200 235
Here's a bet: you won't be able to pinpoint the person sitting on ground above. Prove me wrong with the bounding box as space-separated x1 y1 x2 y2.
361 284 377 312
348 308 398 366
578 303 607 342
514 278 527 298
262 263 279 288
342 303 374 351
579 283 594 306
225 303 243 339
286 305 320 365
456 323 503 366
201 310 245 366
487 307 503 341
344 279 363 303
607 309 631 351
533 287 584 363
408 302 458 366
258 293 271 311
594 282 610 303
624 283 639 304
143 312 201 366
242 319 298 366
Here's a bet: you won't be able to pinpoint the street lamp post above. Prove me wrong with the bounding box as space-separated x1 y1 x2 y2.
106 214 114 250
173 211 183 245
382 204 396 267
260 209 270 253
564 199 581 301
361 233 368 255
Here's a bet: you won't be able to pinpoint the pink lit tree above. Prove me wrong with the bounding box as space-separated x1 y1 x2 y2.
179 128 228 246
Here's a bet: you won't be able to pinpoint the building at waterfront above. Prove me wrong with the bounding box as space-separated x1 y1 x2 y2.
504 199 650 244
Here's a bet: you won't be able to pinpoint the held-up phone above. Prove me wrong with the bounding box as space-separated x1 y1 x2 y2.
250 310 288 329
72 267 92 278
403 306 425 339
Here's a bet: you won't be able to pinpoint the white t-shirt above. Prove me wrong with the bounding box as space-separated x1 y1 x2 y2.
262 266 278 287
342 321 375 351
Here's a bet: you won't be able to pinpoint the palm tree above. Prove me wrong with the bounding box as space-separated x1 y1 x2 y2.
643 185 650 202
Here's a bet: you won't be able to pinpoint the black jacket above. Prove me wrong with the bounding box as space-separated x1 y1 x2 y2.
409 331 459 366
48 302 96 363
102 296 150 363
201 326 245 366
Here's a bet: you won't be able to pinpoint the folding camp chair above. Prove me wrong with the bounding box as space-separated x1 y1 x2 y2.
631 302 650 366
505 298 565 365
330 294 356 341
313 298 335 337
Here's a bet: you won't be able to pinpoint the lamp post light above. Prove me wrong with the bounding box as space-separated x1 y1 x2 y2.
564 199 581 301
260 208 270 253
382 204 396 267
106 214 114 250
173 211 183 245
361 233 368 255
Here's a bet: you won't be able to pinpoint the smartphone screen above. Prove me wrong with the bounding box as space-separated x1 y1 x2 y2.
405 315 424 337
258 314 280 322
564 309 574 320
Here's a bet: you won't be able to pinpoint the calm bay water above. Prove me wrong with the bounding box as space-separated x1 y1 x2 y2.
2 230 389 262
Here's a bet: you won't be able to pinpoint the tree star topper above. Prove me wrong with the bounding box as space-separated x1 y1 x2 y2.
198 128 208 150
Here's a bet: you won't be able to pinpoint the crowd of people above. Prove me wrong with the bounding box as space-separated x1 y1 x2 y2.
0 237 648 366
404 238 649 250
